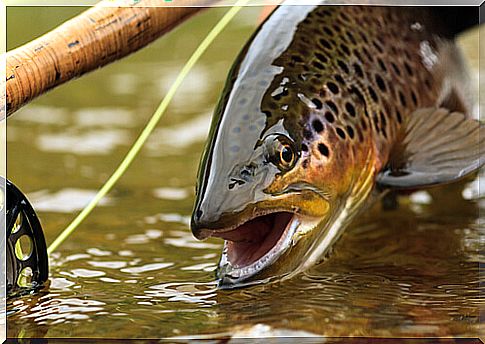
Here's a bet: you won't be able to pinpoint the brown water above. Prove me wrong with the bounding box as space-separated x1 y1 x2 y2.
6 6 484 340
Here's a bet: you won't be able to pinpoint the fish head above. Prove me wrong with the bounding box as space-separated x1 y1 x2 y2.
191 72 357 288
191 5 367 288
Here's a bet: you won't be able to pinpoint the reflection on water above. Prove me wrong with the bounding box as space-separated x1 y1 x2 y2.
6 6 484 340
29 189 112 213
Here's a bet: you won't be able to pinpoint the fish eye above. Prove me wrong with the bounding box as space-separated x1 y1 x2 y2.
281 145 293 164
264 135 298 171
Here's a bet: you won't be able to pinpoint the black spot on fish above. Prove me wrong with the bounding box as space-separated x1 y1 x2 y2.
398 90 407 107
291 55 304 63
336 127 346 140
404 61 414 76
411 90 418 106
312 98 323 110
339 11 350 22
346 125 355 139
312 119 324 133
301 143 309 152
337 60 350 74
312 61 325 70
231 146 240 153
340 43 350 55
332 23 342 33
359 31 369 44
243 114 250 120
327 82 339 94
391 62 401 76
372 111 379 124
325 111 335 123
323 27 334 36
325 100 338 115
378 58 387 73
395 109 402 123
303 128 313 140
368 86 378 103
318 143 329 157
346 31 356 44
379 111 387 127
315 52 328 64
424 77 432 90
373 40 384 53
232 127 241 133
362 47 373 62
353 63 364 78
319 38 332 50
375 74 386 92
249 125 257 131
345 102 356 117
382 127 388 139
334 74 345 85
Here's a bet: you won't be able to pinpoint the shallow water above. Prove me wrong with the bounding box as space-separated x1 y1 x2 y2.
6 6 484 339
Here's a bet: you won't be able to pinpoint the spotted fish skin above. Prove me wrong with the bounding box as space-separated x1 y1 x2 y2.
258 6 468 196
191 5 480 286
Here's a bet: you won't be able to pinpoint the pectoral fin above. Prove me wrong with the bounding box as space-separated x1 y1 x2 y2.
377 107 484 189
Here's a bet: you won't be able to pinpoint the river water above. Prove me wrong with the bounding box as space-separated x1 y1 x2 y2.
5 5 484 340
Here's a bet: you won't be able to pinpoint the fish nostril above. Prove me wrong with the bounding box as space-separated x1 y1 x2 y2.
240 163 256 179
229 178 245 190
196 209 203 220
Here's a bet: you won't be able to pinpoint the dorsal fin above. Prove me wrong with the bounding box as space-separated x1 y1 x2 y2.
377 107 484 190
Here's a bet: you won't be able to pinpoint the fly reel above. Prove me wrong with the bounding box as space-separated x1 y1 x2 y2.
4 178 48 296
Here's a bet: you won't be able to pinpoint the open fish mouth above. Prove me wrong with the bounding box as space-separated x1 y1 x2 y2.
206 211 302 288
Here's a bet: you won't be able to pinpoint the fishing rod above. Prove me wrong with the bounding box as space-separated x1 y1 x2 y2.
5 0 250 297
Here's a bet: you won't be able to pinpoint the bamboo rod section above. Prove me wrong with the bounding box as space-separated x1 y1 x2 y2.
4 0 217 118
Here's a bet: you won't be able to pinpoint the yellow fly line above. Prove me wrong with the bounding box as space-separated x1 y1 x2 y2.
47 0 251 255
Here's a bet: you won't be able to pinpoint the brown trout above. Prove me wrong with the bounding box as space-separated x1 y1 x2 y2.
191 5 484 288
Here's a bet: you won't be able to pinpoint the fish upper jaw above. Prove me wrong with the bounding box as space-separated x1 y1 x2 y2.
190 188 330 288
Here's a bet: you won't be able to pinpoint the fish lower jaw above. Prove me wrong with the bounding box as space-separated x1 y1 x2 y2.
216 214 319 288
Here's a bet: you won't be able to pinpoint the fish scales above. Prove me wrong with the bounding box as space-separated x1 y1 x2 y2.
260 6 444 173
190 4 483 288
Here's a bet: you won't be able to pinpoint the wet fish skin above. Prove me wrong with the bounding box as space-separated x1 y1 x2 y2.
191 5 482 286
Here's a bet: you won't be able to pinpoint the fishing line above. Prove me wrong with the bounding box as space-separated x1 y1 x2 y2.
47 0 250 255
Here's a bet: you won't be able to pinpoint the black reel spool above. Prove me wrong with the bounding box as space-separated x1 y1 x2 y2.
3 177 48 296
